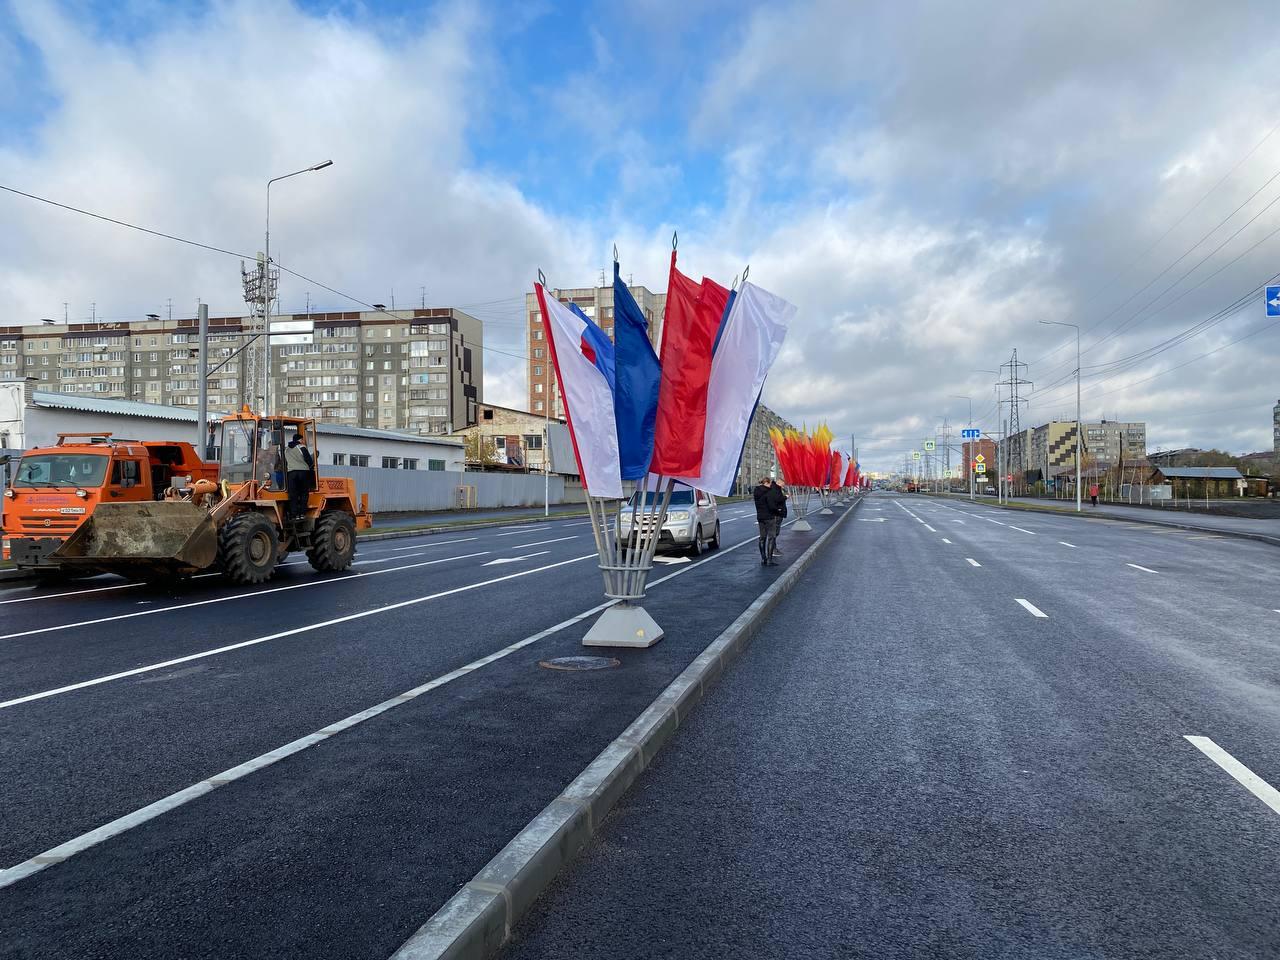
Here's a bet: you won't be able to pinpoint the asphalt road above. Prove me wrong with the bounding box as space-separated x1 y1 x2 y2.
0 496 834 958
502 492 1280 959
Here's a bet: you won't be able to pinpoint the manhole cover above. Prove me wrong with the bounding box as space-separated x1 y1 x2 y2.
539 656 621 672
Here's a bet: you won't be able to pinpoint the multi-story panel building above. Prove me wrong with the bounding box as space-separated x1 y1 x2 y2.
525 283 665 419
1273 399 1279 467
999 419 1147 486
0 306 482 435
736 403 795 494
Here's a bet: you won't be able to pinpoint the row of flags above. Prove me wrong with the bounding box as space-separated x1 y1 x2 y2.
534 249 796 498
769 425 861 490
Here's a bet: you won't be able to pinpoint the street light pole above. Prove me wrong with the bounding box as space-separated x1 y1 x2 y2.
952 395 972 500
264 160 333 414
1040 319 1082 512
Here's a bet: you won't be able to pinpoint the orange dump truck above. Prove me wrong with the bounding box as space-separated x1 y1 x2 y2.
2 433 217 571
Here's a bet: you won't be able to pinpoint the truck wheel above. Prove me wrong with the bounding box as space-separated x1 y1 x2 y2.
219 513 280 585
308 512 357 572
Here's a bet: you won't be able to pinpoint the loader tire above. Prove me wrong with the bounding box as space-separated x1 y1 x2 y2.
307 512 356 572
219 513 280 585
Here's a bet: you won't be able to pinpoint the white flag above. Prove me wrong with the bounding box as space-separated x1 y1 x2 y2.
674 281 794 496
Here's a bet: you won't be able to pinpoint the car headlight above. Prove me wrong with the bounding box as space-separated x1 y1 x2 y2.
667 511 691 523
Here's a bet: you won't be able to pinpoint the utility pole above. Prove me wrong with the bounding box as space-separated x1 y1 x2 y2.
196 302 208 452
998 350 1032 497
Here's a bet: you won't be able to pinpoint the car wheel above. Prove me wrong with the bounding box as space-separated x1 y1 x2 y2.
709 520 721 549
690 526 704 556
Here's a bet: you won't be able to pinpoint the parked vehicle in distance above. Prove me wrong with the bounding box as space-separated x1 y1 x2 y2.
617 483 720 555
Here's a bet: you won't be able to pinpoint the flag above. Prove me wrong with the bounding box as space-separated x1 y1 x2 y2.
673 280 795 495
650 252 726 476
535 283 624 499
612 262 661 480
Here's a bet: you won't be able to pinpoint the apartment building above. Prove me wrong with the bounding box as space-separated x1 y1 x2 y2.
0 306 482 435
525 283 665 418
999 419 1147 484
736 403 795 494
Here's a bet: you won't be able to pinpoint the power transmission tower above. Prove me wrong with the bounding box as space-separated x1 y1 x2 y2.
241 252 277 409
999 350 1032 491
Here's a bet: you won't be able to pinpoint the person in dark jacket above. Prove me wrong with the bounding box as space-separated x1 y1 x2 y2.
753 476 786 565
285 432 315 518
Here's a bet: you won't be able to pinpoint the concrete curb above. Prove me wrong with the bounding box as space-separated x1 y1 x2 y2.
917 492 1280 548
390 495 863 960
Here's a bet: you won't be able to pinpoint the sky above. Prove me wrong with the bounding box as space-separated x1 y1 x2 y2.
2 0 1279 473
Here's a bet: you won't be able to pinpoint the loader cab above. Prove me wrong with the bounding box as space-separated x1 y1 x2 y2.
217 414 317 491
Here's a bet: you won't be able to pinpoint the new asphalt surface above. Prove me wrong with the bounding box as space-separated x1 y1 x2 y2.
0 497 836 958
502 492 1280 959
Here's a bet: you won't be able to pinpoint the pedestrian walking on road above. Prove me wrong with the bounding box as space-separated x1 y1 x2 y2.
1089 482 1099 507
753 476 785 566
285 432 315 519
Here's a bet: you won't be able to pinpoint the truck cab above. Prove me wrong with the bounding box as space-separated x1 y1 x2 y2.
2 434 215 569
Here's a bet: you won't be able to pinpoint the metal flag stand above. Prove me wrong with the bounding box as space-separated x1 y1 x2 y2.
818 486 834 515
581 475 674 648
791 486 814 531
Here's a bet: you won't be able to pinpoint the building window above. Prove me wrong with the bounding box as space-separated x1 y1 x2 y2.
402 458 418 470
532 348 544 359
534 383 544 394
381 456 400 469
332 453 347 466
524 434 542 450
428 459 445 471
534 400 544 412
482 408 494 420
350 454 370 467
532 364 543 377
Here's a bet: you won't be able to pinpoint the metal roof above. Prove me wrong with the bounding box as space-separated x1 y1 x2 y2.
30 391 462 447
1152 466 1244 480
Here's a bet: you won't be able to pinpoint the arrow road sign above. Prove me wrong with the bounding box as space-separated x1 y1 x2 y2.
961 428 981 440
1268 285 1280 317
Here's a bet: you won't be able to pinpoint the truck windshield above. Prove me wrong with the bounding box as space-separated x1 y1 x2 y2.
13 453 108 488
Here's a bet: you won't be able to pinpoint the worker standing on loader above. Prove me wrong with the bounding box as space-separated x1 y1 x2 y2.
285 432 314 519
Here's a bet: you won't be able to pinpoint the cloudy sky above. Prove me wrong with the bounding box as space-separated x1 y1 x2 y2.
2 0 1279 472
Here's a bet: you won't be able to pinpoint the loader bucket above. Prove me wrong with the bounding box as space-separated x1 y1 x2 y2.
50 501 219 576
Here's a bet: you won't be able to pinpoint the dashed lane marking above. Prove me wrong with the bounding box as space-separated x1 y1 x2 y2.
1008 525 1036 535
507 536 579 548
1126 563 1159 574
941 538 952 544
923 524 937 532
1015 598 1048 618
966 558 981 567
1185 736 1280 817
390 538 478 551
1058 541 1077 548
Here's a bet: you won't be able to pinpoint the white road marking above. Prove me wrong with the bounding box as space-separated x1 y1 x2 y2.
966 558 981 567
0 551 491 644
389 538 478 551
923 524 937 532
1126 563 1158 574
499 523 551 531
651 556 691 565
1058 541 1077 548
941 538 952 544
1015 598 1047 618
721 517 744 523
483 552 551 566
1008 525 1036 535
0 581 142 605
857 518 887 523
0 552 592 711
507 536 578 548
0 519 794 887
494 528 552 537
1185 736 1280 817
1187 535 1224 541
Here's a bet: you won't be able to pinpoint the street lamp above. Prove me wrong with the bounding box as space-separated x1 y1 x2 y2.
1040 319 1082 513
263 160 333 412
952 395 973 500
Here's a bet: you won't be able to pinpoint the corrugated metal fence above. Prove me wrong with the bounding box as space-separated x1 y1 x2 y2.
325 466 567 512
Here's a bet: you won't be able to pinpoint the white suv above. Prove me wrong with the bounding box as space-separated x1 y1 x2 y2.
618 484 720 555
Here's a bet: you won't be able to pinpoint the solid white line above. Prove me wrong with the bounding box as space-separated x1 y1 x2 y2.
506 536 578 548
0 516 813 887
0 552 589 711
389 538 478 551
1015 598 1047 618
1126 563 1158 574
923 524 937 532
941 538 952 544
966 558 981 567
1008 525 1036 535
0 581 142 605
1058 541 1077 548
497 525 551 533
1185 736 1280 817
0 551 491 643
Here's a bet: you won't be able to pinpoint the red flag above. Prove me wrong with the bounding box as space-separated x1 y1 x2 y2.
650 252 726 476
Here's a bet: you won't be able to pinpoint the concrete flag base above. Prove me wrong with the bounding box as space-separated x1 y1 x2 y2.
582 602 663 648
791 518 813 531
819 507 834 515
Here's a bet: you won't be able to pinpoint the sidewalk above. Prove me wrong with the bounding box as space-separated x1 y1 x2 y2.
927 493 1280 546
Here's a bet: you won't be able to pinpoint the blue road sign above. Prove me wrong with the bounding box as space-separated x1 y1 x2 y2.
961 428 981 440
1267 285 1280 317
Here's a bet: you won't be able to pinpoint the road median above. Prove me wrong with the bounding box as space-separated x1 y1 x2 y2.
390 495 862 960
